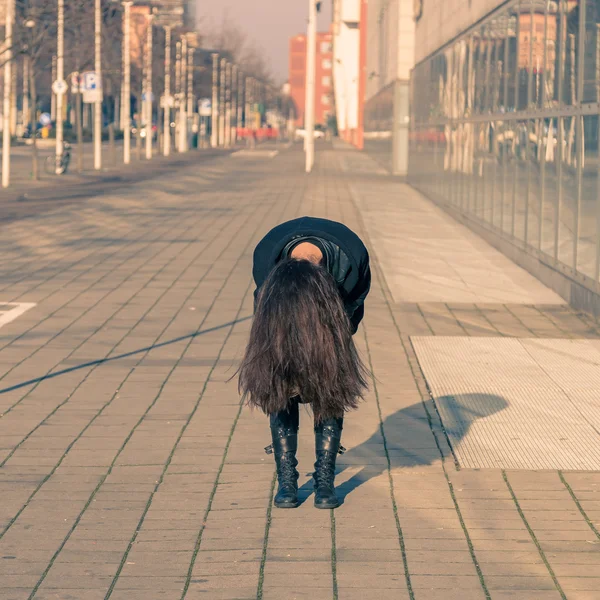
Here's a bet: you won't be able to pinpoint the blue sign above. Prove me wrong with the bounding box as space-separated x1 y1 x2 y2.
82 72 101 92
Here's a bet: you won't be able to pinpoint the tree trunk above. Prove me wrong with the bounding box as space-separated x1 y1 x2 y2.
30 66 39 181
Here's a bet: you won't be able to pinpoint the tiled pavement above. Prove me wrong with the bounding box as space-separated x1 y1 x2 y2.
0 144 599 600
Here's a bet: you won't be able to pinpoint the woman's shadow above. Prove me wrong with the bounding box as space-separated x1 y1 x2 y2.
297 393 509 505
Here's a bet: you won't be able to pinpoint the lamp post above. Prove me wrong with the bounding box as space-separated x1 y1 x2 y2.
175 40 181 150
94 0 102 171
225 62 231 148
219 58 226 146
305 0 317 172
123 2 132 164
211 53 219 148
163 26 172 156
237 69 244 139
1 0 14 188
145 12 154 160
180 35 187 152
56 0 65 174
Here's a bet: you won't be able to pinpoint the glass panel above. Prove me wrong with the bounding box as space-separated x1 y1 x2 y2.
541 117 560 257
501 119 518 234
558 116 578 267
582 0 600 103
493 119 507 231
436 124 447 201
577 115 599 278
473 122 488 220
527 119 544 248
481 122 496 224
513 119 529 241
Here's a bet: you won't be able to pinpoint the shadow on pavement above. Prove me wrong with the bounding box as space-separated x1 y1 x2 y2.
0 316 252 395
297 394 509 505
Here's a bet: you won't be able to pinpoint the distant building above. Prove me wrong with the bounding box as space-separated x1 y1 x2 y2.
289 32 334 128
332 0 367 148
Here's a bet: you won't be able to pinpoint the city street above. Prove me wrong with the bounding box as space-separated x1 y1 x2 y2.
1 142 600 600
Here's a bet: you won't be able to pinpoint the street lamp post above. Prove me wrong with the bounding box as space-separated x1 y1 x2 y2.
163 26 172 157
175 40 181 151
219 58 226 147
237 69 244 138
187 46 194 115
1 0 14 188
224 62 231 148
211 53 219 148
123 2 132 164
305 0 317 172
94 0 102 171
145 12 154 160
231 65 238 146
180 35 187 152
56 0 65 174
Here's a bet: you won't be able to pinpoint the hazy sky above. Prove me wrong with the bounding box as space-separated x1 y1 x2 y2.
196 0 333 83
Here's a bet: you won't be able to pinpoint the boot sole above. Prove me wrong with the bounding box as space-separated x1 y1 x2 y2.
314 501 340 509
274 501 299 509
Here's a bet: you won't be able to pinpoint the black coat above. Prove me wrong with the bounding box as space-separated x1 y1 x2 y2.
252 217 371 333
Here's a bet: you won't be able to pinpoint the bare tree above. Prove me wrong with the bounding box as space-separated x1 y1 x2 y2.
201 11 273 83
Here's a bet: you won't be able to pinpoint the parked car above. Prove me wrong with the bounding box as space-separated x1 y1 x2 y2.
294 128 326 141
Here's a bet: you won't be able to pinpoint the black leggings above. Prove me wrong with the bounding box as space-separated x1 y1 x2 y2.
269 397 343 433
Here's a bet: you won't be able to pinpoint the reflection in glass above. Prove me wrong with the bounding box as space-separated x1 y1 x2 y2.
507 5 519 110
541 117 560 257
558 117 578 267
544 2 559 108
527 119 543 248
512 120 529 241
582 0 600 103
578 116 600 277
516 1 533 110
407 0 600 291
561 0 580 106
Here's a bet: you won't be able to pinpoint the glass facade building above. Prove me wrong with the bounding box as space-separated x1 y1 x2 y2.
409 0 600 287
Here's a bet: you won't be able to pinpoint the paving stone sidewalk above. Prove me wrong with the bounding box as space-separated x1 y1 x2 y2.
0 144 599 600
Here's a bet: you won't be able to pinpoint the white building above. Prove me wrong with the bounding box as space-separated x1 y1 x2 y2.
332 0 361 143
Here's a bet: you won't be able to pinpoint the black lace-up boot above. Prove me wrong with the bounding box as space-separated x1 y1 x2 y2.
313 417 344 509
266 402 300 508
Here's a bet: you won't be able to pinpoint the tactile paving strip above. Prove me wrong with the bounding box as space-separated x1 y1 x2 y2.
411 337 600 470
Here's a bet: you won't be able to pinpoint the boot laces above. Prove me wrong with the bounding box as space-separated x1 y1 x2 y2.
278 453 298 490
314 452 336 489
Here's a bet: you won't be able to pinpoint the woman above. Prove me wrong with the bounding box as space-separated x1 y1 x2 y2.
238 217 371 509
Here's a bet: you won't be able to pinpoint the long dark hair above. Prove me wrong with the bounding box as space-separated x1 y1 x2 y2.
238 259 369 422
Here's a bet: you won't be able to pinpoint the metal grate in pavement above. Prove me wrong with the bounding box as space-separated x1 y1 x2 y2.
411 336 600 470
0 302 36 329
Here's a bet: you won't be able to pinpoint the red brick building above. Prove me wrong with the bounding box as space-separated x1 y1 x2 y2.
289 32 334 128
